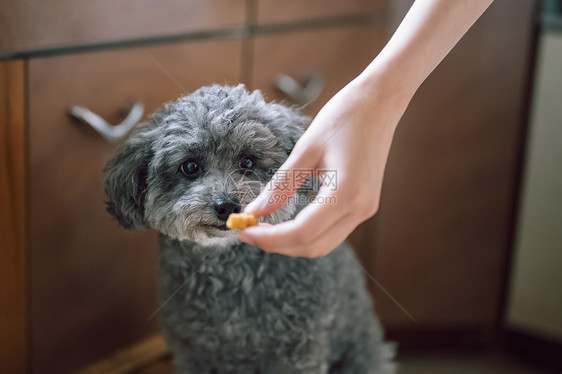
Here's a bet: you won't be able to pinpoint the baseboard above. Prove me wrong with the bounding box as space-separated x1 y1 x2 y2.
503 328 562 369
75 335 170 374
386 326 496 352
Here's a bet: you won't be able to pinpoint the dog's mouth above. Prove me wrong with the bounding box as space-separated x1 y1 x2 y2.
199 223 229 231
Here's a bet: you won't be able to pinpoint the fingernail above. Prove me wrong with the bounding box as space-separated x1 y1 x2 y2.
244 198 262 213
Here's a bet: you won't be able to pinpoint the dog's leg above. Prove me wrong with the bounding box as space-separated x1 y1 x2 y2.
165 336 218 374
328 329 396 374
172 361 215 374
261 337 331 374
262 361 329 374
171 356 218 374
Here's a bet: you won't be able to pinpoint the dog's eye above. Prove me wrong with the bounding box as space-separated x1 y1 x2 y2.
239 156 255 170
180 159 201 178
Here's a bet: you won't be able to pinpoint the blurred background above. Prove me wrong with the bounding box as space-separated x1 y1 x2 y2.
0 0 560 373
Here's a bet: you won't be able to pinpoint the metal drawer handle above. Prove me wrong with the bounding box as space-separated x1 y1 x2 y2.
69 102 144 142
273 70 325 106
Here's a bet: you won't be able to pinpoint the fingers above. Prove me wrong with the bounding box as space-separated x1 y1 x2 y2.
244 147 316 217
239 209 357 257
239 169 382 257
239 192 360 257
283 188 343 242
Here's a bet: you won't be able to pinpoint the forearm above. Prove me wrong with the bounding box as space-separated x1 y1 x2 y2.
240 0 495 255
358 0 494 105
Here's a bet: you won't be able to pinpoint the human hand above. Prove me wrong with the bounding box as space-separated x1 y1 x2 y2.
238 72 412 257
238 0 494 257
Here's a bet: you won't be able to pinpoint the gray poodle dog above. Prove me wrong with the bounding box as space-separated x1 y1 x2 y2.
104 84 395 374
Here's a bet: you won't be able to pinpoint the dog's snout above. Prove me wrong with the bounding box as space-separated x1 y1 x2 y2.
213 198 241 221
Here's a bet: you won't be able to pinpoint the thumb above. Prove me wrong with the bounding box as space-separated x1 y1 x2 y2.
244 149 315 217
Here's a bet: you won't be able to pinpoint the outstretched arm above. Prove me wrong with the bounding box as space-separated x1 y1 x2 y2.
239 0 494 257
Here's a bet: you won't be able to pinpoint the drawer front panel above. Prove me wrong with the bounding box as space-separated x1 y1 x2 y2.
373 0 536 327
28 39 242 373
0 0 245 53
256 0 386 24
251 25 386 117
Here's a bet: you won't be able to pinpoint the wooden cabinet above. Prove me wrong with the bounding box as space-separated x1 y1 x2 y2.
0 0 538 372
26 40 242 374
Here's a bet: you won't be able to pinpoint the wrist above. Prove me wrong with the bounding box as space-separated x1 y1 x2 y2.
344 60 415 131
355 56 420 103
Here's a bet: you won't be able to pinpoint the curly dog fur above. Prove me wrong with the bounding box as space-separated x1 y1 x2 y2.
104 84 395 373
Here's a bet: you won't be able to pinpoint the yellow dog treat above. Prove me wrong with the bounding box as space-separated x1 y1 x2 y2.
226 212 258 229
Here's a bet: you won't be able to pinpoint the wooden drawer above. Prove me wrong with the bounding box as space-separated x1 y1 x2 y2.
28 39 242 374
0 0 245 53
256 0 386 24
251 25 386 116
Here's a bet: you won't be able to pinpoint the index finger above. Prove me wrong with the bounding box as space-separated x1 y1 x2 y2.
239 190 351 254
244 146 317 217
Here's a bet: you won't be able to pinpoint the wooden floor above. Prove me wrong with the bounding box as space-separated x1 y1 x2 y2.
397 350 557 374
132 349 557 374
133 356 173 374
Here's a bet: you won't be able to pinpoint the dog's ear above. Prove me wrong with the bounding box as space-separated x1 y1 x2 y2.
104 127 155 230
267 102 310 155
282 109 308 155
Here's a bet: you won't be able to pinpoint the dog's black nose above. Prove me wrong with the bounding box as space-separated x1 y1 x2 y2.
213 198 241 221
